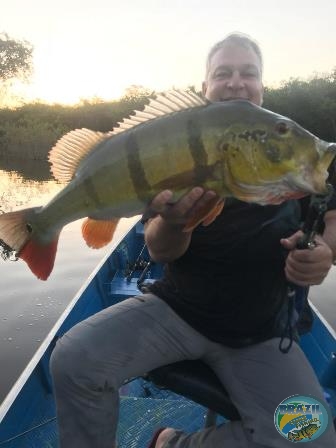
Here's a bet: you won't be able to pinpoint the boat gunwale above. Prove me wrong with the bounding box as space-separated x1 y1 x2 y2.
309 301 336 341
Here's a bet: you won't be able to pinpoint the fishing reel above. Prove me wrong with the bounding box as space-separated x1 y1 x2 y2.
297 183 334 250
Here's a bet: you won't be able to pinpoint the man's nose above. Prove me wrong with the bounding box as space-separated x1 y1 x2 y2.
227 71 244 89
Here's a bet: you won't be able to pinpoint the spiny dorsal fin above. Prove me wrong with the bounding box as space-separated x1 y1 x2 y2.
49 128 108 182
49 90 207 182
110 90 207 135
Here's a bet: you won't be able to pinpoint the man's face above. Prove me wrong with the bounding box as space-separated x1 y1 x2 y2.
202 43 264 106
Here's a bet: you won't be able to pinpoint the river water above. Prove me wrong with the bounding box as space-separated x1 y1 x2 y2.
0 158 138 404
0 158 336 407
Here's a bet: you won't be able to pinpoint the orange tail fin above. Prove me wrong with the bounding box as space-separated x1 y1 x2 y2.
19 238 59 280
81 218 120 249
0 207 59 280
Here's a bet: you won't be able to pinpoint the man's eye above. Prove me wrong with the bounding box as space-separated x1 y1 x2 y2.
215 72 230 79
242 71 258 78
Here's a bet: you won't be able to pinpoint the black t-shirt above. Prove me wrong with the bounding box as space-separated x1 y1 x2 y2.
148 199 303 345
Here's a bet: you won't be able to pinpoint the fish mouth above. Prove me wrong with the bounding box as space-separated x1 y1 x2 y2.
325 142 336 156
316 140 336 164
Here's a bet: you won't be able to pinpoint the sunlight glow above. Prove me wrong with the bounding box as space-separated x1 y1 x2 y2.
3 0 336 105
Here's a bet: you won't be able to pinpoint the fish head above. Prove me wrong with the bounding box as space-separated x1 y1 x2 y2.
216 102 336 205
256 117 336 203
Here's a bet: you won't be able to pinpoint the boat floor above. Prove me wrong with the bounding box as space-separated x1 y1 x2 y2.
3 393 219 447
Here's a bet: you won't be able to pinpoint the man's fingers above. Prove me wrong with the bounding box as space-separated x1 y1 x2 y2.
149 190 173 213
171 187 206 216
144 187 219 227
280 231 304 250
182 189 218 218
285 265 329 286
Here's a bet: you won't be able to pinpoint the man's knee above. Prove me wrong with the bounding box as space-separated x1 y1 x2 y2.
50 335 121 394
50 337 82 385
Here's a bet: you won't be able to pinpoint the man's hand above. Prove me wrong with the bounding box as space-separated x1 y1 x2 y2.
280 231 333 286
144 187 219 228
144 187 219 263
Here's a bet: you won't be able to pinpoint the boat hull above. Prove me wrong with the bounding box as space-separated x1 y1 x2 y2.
0 221 335 447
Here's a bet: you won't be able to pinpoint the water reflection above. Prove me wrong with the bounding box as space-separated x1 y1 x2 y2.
0 167 62 213
0 164 138 404
0 157 51 182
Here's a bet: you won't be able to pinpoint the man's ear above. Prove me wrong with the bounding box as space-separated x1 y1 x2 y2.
202 81 207 96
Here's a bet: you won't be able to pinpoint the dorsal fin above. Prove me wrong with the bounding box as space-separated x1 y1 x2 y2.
49 90 207 182
49 128 108 182
110 90 207 135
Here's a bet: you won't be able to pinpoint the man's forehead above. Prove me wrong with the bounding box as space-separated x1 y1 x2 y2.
212 63 259 72
209 44 261 70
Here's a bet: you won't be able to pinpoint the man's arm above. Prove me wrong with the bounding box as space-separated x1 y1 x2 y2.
144 188 218 263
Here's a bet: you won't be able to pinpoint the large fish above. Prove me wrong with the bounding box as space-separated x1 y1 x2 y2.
0 90 335 280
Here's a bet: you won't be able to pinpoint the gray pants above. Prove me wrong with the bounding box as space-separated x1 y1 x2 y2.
50 294 336 447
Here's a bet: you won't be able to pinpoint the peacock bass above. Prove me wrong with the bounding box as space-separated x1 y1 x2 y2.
0 90 335 280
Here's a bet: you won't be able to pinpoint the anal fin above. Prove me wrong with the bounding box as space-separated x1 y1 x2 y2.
82 218 120 249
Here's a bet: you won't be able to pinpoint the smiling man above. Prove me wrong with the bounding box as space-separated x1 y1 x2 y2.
50 33 336 448
202 35 264 105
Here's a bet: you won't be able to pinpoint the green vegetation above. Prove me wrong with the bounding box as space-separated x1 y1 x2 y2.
0 72 335 161
263 70 336 142
0 88 154 159
0 33 33 82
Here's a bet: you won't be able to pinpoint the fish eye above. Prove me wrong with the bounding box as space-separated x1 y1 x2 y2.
275 121 290 135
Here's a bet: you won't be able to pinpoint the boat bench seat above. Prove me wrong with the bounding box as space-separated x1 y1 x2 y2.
145 360 240 421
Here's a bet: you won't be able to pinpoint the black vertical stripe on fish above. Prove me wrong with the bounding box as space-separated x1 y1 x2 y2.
126 132 151 202
187 116 209 184
83 177 104 209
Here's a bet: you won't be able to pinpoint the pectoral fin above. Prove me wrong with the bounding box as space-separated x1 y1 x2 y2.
183 198 225 232
201 199 225 226
81 218 120 249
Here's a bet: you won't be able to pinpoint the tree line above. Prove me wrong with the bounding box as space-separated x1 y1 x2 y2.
0 72 335 161
0 33 335 161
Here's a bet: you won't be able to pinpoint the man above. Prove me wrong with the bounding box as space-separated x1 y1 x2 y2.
50 33 336 447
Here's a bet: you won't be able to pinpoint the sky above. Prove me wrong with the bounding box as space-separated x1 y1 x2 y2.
2 0 336 105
